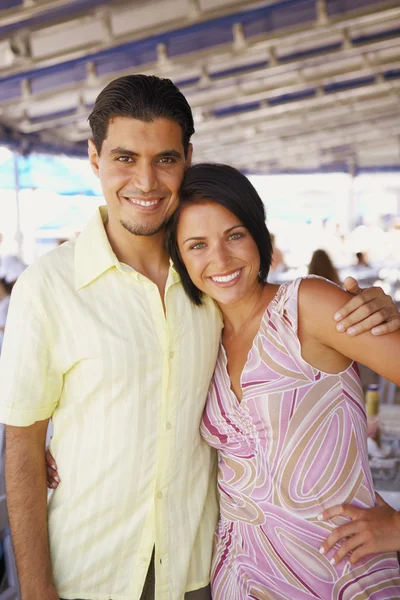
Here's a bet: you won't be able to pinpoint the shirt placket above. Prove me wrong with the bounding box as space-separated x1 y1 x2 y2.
144 277 177 599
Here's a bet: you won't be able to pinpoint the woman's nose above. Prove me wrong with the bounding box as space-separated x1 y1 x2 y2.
212 245 231 270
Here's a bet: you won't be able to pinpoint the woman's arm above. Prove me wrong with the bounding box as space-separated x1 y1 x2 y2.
299 278 400 563
299 277 400 385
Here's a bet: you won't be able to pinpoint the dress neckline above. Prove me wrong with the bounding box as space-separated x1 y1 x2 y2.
219 283 284 406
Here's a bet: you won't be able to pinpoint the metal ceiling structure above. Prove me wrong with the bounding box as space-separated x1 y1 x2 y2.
0 0 399 173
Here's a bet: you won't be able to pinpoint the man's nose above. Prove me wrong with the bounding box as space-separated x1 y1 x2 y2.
133 163 158 193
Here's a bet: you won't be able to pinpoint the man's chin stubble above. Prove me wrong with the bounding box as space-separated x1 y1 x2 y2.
120 219 166 237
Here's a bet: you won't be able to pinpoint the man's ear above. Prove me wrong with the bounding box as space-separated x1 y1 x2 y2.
88 139 100 178
185 143 193 168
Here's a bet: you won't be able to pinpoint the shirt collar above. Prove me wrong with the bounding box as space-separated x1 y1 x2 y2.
168 258 181 285
74 206 120 291
74 206 182 291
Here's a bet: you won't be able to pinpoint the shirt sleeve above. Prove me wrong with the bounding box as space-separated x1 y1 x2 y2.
0 272 62 426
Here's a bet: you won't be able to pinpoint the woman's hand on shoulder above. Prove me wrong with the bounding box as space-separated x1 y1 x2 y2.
318 494 400 565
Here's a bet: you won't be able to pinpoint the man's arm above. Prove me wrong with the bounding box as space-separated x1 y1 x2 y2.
5 420 59 600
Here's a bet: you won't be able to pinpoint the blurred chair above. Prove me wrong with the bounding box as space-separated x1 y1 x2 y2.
379 377 397 405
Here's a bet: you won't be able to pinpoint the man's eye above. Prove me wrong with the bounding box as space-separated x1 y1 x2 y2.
190 242 206 250
158 157 175 164
117 156 133 163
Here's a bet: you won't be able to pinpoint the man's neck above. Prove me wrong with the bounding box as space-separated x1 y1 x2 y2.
105 218 170 289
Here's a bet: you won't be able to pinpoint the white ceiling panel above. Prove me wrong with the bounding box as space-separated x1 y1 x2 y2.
30 17 105 59
111 0 187 37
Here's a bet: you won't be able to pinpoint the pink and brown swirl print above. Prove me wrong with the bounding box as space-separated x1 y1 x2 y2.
201 278 400 600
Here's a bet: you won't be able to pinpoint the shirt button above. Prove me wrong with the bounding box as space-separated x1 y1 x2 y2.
166 422 172 430
157 491 163 499
169 351 174 359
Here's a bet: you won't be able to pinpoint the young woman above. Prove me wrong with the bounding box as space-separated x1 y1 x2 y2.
308 248 341 286
166 164 400 598
46 164 400 598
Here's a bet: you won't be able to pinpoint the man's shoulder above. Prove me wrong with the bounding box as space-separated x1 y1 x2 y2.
17 239 76 292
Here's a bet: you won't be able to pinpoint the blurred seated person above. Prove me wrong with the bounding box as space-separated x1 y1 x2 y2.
356 251 370 268
0 256 26 353
308 248 341 286
270 233 286 273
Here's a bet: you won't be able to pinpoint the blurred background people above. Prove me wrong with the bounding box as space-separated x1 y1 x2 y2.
0 256 26 353
270 233 286 274
308 248 341 286
355 251 371 268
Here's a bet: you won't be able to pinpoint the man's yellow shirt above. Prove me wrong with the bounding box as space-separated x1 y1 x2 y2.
0 206 223 600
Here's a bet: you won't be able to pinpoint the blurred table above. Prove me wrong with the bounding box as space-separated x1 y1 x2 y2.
371 405 400 510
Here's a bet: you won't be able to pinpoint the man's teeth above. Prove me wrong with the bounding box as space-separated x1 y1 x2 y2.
128 198 160 206
211 270 241 283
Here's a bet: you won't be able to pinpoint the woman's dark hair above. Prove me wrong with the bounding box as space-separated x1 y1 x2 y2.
88 74 194 155
0 278 13 295
165 163 273 305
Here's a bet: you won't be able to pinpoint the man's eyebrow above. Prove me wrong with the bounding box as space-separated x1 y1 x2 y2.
110 147 138 156
156 149 183 159
109 147 183 159
183 225 244 245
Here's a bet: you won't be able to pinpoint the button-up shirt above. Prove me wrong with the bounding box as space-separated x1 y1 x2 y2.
0 206 222 600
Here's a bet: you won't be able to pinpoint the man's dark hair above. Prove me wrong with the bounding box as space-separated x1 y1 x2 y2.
88 74 195 155
165 163 273 306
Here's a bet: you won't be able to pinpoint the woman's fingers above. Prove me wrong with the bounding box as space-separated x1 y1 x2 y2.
318 503 358 522
46 465 60 489
45 448 57 470
319 521 360 556
330 533 367 566
45 448 60 488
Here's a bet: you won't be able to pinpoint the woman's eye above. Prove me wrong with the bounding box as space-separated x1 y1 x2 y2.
228 232 244 241
190 242 206 250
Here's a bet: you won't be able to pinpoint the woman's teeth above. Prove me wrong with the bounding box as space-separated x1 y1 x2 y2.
211 270 241 283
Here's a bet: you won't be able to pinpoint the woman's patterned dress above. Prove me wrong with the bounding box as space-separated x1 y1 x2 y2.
201 278 400 600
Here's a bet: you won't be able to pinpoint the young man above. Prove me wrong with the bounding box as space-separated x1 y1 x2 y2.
0 75 398 600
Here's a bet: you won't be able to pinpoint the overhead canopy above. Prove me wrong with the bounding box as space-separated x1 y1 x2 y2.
0 0 399 173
